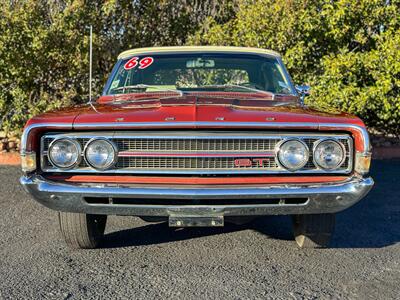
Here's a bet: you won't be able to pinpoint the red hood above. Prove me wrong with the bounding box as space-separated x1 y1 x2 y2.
24 96 368 153
67 96 363 127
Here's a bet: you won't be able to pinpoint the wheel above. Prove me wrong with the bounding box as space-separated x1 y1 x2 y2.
292 214 335 248
58 212 107 249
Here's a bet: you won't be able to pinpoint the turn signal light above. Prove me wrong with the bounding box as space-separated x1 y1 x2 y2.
21 152 36 172
355 152 372 175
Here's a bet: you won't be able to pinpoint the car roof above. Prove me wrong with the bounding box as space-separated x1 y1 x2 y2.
118 46 281 60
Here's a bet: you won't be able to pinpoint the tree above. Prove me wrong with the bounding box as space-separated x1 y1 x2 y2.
0 0 235 134
189 0 400 135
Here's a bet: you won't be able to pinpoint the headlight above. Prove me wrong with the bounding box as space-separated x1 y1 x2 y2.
84 139 117 170
48 138 81 169
277 140 309 171
313 140 345 170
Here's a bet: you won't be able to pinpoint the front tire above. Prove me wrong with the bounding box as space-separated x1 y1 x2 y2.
292 214 335 248
58 212 107 249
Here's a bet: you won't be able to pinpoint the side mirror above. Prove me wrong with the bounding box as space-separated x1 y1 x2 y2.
295 85 311 105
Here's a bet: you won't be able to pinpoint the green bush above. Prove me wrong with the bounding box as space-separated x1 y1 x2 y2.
1 0 399 136
0 1 89 134
189 0 400 136
0 0 234 135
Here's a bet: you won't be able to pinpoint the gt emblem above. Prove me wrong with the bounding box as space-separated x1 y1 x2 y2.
234 158 270 167
234 159 252 167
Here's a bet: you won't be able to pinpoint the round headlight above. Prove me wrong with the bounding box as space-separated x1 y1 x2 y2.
314 140 345 170
84 139 117 170
277 140 309 171
48 138 81 169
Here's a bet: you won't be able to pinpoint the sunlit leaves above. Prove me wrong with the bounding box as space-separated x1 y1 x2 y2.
191 0 400 135
0 0 235 134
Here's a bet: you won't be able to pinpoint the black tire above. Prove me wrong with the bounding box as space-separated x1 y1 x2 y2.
58 212 107 249
292 214 335 249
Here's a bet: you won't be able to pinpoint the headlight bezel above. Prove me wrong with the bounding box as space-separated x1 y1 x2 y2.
84 138 118 171
313 138 346 171
275 139 310 171
48 138 82 170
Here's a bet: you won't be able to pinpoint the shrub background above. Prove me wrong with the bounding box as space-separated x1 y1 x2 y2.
0 0 399 136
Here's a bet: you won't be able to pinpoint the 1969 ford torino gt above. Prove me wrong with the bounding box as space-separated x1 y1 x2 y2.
20 46 374 249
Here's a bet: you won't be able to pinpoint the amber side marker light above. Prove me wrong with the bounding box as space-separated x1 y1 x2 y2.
355 152 372 175
21 152 36 172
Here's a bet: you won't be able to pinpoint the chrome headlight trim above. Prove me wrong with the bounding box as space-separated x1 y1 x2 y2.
48 138 82 170
275 139 310 171
313 139 346 170
84 138 118 170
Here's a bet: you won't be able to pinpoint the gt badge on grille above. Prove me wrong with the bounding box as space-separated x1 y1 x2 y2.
234 159 252 167
234 158 272 167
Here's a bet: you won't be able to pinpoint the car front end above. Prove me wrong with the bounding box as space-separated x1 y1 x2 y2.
20 46 374 248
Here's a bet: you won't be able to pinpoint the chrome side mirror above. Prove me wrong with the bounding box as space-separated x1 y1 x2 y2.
295 85 311 105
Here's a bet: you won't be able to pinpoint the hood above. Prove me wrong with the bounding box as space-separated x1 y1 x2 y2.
71 95 363 128
27 95 364 129
24 95 368 154
25 105 81 127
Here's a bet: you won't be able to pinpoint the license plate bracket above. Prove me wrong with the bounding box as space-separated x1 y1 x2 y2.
169 216 224 227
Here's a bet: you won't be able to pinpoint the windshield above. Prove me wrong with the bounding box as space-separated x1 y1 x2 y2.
105 53 295 97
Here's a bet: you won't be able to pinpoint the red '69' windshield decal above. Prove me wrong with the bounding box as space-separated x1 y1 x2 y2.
124 56 154 70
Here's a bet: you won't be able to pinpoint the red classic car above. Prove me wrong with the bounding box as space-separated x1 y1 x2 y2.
20 46 374 249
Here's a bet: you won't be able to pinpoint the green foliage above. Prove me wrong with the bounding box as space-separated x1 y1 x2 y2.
0 0 234 134
0 1 90 134
312 28 400 134
189 0 400 135
1 0 399 135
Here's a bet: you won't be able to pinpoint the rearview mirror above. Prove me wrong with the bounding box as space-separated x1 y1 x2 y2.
186 58 215 68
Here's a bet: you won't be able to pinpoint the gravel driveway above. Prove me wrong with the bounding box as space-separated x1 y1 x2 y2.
0 161 399 299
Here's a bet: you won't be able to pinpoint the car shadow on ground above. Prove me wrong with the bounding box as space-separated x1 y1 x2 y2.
101 160 400 249
101 215 293 249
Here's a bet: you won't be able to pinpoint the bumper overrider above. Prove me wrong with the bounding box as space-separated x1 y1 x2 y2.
21 175 374 217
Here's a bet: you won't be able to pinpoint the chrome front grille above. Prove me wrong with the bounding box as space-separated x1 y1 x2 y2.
116 156 278 170
114 138 280 152
40 131 353 174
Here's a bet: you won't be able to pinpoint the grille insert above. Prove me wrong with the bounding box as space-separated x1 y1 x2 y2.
117 156 278 170
41 131 353 174
114 138 281 152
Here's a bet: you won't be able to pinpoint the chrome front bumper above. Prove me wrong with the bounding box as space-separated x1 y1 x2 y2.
20 175 374 217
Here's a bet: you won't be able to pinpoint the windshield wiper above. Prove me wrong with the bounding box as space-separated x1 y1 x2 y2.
111 84 184 97
198 84 275 97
